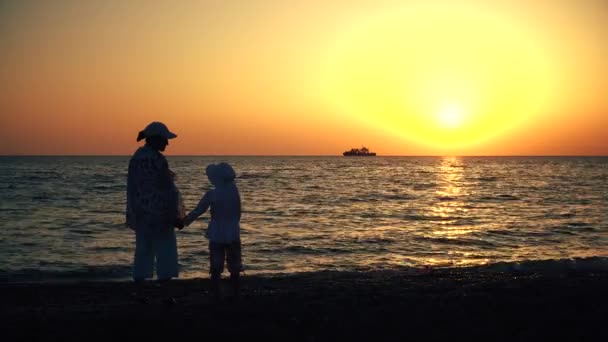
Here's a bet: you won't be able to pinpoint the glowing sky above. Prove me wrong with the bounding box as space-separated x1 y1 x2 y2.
1 0 607 155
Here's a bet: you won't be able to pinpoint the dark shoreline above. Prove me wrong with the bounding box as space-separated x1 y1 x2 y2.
3 269 607 341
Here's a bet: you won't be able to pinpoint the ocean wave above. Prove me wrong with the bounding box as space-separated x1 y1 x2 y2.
256 245 354 255
549 223 598 235
348 193 417 202
351 235 395 244
284 245 324 254
475 194 520 202
0 264 132 283
24 174 60 181
31 194 52 201
379 193 416 201
492 230 553 238
355 256 608 274
1 257 607 283
416 236 498 248
90 184 124 191
477 257 608 273
436 195 459 202
402 214 452 221
237 173 276 180
69 229 94 235
544 212 576 219
476 176 498 182
565 221 593 227
91 246 129 252
412 183 438 190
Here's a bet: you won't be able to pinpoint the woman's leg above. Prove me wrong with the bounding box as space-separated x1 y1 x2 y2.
230 272 240 298
156 229 178 304
156 229 179 280
133 230 155 280
158 278 175 305
133 230 154 303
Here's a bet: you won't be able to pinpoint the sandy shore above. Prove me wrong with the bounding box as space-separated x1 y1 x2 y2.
2 269 607 341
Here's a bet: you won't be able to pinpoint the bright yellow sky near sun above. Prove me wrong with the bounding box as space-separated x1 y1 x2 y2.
0 0 607 155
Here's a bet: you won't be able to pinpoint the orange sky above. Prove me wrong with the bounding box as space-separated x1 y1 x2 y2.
1 0 607 155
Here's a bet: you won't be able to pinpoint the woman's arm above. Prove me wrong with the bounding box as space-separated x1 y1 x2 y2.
125 159 137 229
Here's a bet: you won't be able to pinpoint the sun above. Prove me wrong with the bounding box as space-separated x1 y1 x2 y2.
437 104 465 129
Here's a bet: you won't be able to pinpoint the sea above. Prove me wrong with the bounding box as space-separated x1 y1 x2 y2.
1 156 607 283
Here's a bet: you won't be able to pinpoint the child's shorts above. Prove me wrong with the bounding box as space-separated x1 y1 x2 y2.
209 240 242 275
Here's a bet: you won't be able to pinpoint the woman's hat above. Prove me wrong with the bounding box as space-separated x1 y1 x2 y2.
136 122 178 141
206 162 236 184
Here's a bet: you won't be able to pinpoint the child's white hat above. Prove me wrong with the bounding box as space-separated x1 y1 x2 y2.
206 162 236 184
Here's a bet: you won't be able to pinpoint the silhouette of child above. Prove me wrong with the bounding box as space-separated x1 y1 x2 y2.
183 162 242 299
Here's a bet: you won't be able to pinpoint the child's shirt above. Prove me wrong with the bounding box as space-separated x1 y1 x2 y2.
184 182 241 244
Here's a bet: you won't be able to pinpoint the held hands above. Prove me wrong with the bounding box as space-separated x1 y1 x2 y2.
175 212 193 230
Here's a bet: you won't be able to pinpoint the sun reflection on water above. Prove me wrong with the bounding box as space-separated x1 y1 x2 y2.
431 156 468 229
423 157 489 267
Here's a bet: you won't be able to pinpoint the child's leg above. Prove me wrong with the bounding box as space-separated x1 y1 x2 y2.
209 241 226 300
227 240 242 298
133 278 148 303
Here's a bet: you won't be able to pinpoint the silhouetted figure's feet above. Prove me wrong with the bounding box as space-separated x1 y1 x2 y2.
212 293 223 304
164 297 177 306
224 295 239 304
132 293 149 304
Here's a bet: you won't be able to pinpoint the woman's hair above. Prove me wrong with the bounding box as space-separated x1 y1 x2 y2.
145 135 168 149
145 135 166 143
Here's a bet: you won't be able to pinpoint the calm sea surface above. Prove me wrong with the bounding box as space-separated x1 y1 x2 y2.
1 156 607 282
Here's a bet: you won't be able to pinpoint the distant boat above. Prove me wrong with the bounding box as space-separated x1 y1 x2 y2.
343 146 377 156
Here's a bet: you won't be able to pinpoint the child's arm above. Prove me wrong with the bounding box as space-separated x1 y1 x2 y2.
183 190 213 226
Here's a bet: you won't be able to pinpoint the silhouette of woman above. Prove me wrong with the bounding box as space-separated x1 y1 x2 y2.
126 121 183 304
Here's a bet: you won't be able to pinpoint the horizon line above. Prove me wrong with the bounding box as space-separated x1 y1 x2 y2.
1 154 607 158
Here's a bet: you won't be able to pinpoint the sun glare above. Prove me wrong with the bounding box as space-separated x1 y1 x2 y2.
322 2 554 149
